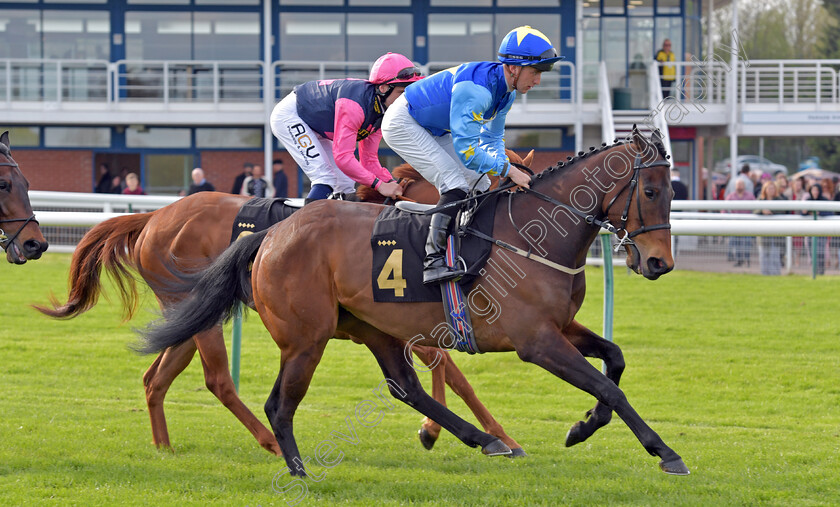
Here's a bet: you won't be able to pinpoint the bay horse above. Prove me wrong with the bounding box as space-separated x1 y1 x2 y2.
36 151 534 456
139 128 690 475
0 131 48 264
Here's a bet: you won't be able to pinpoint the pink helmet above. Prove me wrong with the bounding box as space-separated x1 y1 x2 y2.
369 53 423 85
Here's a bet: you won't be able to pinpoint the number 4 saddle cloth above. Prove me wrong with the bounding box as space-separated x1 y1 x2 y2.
370 195 500 303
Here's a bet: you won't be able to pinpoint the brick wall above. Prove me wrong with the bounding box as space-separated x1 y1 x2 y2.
199 151 298 197
14 149 93 192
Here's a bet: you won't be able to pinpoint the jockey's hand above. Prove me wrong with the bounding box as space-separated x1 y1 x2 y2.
377 180 403 199
507 166 531 189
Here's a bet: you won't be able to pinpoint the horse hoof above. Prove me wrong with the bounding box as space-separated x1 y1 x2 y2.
565 421 585 447
659 457 690 475
505 447 528 458
481 438 512 457
418 428 436 450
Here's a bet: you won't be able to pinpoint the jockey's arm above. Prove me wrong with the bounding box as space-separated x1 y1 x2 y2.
450 82 510 178
332 98 396 193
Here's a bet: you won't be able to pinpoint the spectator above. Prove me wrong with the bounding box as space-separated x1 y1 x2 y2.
726 178 755 267
122 172 146 195
240 164 274 198
95 162 114 193
725 163 754 198
775 172 789 198
655 39 676 98
802 183 831 275
272 159 289 198
670 168 688 200
110 174 123 194
187 167 215 195
756 181 785 275
230 162 253 195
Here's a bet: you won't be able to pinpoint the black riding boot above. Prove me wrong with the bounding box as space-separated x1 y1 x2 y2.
423 214 464 285
423 189 467 285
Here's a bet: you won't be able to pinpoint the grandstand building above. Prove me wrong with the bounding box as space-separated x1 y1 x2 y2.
1 0 835 197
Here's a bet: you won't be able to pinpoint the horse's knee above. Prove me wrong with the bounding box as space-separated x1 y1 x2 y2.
205 374 236 402
602 342 625 375
599 385 628 410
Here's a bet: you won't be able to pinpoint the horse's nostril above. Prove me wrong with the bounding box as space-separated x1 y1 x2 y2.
24 239 48 254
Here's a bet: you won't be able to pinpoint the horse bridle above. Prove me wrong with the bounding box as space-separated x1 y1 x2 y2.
602 153 673 251
0 159 39 252
507 153 672 252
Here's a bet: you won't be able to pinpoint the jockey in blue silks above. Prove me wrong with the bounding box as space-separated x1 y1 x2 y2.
382 26 564 285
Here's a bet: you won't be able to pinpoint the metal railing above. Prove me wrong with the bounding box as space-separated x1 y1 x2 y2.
646 60 673 159
4 57 840 112
739 59 840 105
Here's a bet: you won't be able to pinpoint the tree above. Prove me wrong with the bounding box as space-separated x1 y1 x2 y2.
807 0 840 173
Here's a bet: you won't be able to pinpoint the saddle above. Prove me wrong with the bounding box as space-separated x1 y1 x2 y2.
229 197 304 244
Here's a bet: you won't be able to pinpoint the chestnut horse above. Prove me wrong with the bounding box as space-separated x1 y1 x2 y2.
36 152 534 456
0 131 48 264
140 128 690 475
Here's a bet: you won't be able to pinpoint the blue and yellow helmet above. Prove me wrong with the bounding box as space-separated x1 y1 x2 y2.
497 26 564 72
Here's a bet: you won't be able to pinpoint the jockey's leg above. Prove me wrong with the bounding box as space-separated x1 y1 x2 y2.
423 188 466 285
269 91 335 203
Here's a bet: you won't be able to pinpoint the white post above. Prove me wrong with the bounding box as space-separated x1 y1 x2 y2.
575 0 583 154
728 0 739 182
263 0 274 185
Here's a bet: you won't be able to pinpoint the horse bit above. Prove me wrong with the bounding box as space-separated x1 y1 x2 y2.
0 159 39 251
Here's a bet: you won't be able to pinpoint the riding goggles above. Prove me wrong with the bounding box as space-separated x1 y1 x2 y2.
388 66 422 83
498 48 561 72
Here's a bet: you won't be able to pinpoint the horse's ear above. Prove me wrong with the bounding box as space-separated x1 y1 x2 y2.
651 128 663 147
631 125 647 152
523 149 535 168
0 131 9 149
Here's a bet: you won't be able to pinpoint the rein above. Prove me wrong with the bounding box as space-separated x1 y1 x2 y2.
0 160 39 251
465 152 672 275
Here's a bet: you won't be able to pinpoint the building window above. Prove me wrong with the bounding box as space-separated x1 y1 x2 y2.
126 127 190 148
347 14 412 61
196 128 262 148
657 0 681 15
44 127 110 147
428 14 493 62
0 127 40 147
280 13 344 61
42 10 110 60
0 10 41 59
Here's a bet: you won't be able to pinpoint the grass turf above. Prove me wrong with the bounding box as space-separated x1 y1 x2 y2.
1 253 838 505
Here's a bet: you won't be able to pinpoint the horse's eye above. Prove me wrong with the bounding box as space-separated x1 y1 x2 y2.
644 188 656 199
0 180 8 191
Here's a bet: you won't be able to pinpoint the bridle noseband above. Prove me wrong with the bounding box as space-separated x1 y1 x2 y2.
0 159 39 252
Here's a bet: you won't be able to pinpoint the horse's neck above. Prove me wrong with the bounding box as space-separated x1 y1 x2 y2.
514 150 622 266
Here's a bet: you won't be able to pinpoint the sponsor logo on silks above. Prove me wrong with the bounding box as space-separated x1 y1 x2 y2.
288 123 320 161
357 124 375 141
373 98 382 115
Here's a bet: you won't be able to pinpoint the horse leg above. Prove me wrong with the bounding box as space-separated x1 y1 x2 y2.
357 327 511 458
411 345 446 450
563 320 625 448
143 339 197 449
193 326 282 456
263 339 330 477
518 330 689 475
413 346 524 456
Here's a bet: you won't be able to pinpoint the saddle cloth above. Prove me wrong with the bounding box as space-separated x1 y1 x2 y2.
370 194 500 303
229 197 300 244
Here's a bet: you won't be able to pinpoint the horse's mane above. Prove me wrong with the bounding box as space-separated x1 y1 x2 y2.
533 131 668 183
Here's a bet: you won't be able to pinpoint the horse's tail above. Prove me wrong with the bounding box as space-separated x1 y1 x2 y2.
136 229 269 355
33 212 152 320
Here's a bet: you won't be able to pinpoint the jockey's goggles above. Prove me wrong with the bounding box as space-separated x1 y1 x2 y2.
387 66 422 84
498 48 562 72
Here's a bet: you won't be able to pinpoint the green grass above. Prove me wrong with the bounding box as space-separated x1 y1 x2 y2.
1 253 839 506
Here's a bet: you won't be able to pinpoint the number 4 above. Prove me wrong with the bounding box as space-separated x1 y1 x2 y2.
377 249 407 297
